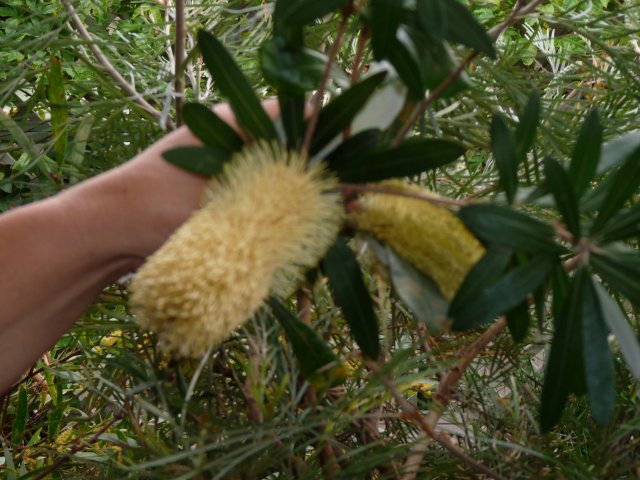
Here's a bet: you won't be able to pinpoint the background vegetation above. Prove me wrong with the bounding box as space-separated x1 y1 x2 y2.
1 0 639 478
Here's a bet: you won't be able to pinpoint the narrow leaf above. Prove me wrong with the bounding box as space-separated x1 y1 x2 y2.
163 146 228 176
582 277 616 425
371 0 405 59
268 299 345 389
198 30 277 140
183 103 243 153
47 56 68 162
323 237 380 359
569 109 602 197
591 251 640 305
491 113 519 204
451 256 554 330
334 138 464 183
515 90 540 162
277 0 351 27
540 268 587 432
417 0 447 41
309 72 387 154
387 37 425 100
278 93 305 149
387 247 450 333
325 129 381 168
594 281 640 380
443 1 496 58
544 157 581 238
597 130 640 174
458 204 566 255
11 385 28 444
507 301 530 343
596 202 640 243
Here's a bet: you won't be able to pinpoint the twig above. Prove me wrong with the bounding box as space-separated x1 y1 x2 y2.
340 183 469 208
175 0 186 126
391 0 548 145
61 0 174 130
400 317 508 480
34 412 123 480
302 9 351 154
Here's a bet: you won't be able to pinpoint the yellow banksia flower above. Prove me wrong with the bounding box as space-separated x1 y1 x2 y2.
130 141 343 357
350 181 484 300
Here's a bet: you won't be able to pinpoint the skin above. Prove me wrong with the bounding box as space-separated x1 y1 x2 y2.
0 101 279 395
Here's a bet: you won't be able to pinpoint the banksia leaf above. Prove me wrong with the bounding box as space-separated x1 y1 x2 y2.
130 142 343 357
350 181 484 300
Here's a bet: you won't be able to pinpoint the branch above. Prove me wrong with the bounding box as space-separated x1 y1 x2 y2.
62 0 174 130
175 0 186 126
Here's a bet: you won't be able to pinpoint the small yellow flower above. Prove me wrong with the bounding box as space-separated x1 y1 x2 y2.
350 181 484 300
100 329 123 348
130 141 343 357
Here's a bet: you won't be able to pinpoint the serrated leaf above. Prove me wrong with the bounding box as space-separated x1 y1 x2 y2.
569 109 602 197
334 137 464 183
417 0 447 41
371 0 405 59
540 268 587 432
387 247 450 333
491 113 519 204
458 204 566 255
182 103 243 153
515 90 540 162
268 299 346 389
597 130 640 174
451 256 554 331
198 30 277 141
582 277 615 425
325 129 381 167
596 202 640 243
309 72 387 155
591 146 640 231
276 0 351 27
260 37 328 95
443 0 496 58
591 251 640 305
449 246 512 315
594 281 640 380
544 157 581 238
323 237 380 359
11 385 28 444
162 146 228 176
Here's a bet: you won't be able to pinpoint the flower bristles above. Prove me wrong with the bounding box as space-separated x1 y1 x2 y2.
350 182 484 300
130 141 343 357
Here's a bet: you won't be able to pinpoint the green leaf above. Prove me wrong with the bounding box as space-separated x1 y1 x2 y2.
515 90 540 162
182 103 243 153
506 301 530 343
387 36 425 100
11 385 28 444
417 0 447 41
334 138 464 183
47 405 64 441
323 237 380 359
596 202 640 243
540 268 587 432
163 146 228 176
276 0 351 27
591 251 640 305
443 0 496 58
449 246 512 315
594 281 640 380
419 40 471 98
458 205 566 255
309 72 387 155
198 30 277 141
591 146 640 231
544 157 581 238
47 55 68 162
597 131 640 174
268 299 346 389
451 256 554 330
370 0 405 59
569 109 602 197
325 129 381 168
260 37 328 95
387 247 450 333
582 277 615 425
278 93 305 149
491 113 519 204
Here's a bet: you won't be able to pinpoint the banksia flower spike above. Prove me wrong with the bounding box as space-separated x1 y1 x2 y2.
350 181 484 300
130 141 343 357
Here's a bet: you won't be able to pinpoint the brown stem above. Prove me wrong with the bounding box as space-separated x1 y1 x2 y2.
175 0 186 126
61 0 174 130
302 10 350 154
